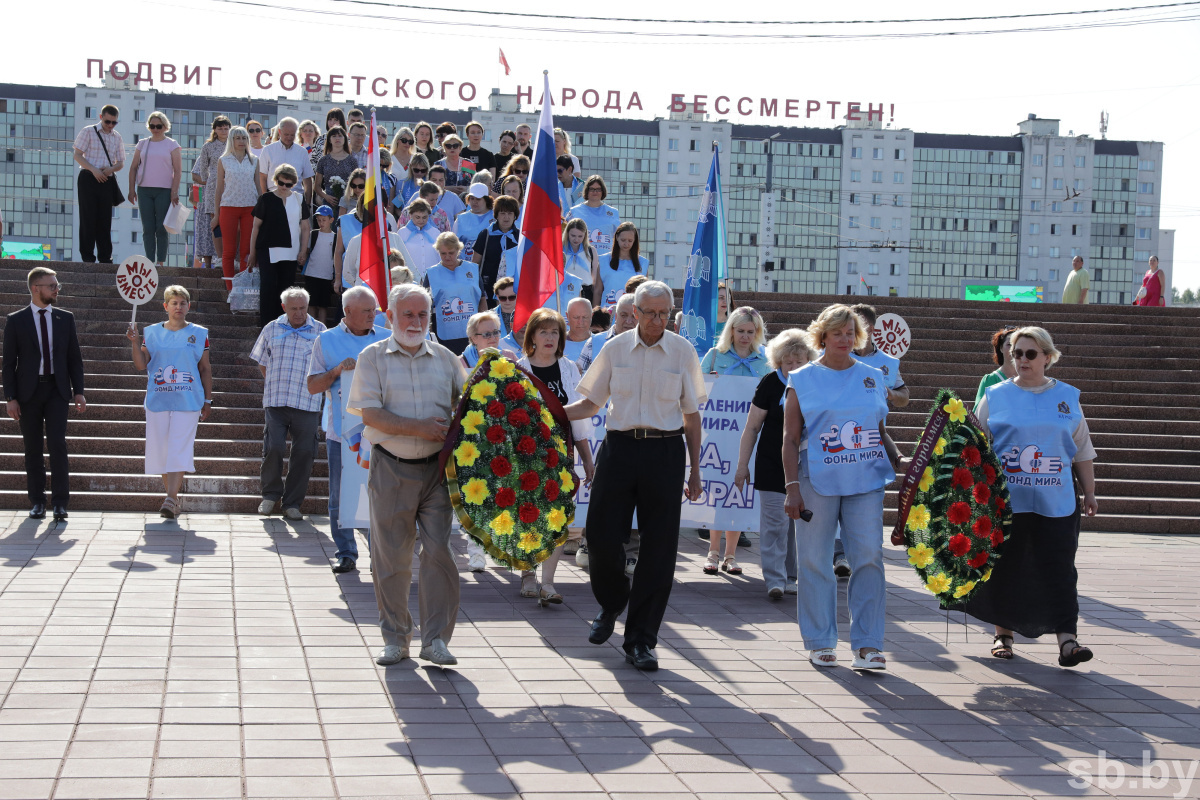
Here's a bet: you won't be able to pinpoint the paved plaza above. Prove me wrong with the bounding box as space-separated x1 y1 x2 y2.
1 512 1198 800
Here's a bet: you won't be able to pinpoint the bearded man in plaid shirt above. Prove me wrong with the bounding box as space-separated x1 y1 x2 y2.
251 286 327 519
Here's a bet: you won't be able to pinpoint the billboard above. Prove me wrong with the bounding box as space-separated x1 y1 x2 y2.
2 241 52 260
965 284 1043 303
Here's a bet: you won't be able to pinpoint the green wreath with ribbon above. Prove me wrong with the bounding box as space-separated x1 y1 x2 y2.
891 389 1013 607
439 349 577 571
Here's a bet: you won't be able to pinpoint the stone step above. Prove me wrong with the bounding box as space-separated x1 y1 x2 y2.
0 435 325 459
0 471 328 497
0 489 327 515
0 453 327 478
883 412 1199 437
79 387 270 409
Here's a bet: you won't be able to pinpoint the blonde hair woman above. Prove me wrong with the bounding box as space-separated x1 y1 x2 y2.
212 126 260 288
421 230 483 355
553 127 581 175
126 111 181 265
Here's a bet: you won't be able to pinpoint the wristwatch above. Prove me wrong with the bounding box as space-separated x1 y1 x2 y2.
203 398 213 404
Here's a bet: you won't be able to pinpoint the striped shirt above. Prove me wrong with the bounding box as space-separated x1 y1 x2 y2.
73 125 125 171
251 315 327 411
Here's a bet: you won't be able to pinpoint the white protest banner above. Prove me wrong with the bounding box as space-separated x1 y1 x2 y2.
572 375 760 531
115 255 159 325
873 312 911 358
339 403 372 530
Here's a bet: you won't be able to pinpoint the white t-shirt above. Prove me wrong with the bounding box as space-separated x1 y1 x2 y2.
306 230 337 280
258 141 315 191
268 193 303 263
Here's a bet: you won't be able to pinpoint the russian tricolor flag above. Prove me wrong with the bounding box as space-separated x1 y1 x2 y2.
512 72 565 329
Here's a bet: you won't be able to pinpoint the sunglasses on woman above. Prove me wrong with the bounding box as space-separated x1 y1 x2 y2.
1011 348 1042 361
413 169 428 175
350 182 365 190
148 124 164 130
248 127 262 133
514 169 529 176
445 143 461 150
277 180 295 188
398 138 414 145
475 330 501 339
496 293 516 302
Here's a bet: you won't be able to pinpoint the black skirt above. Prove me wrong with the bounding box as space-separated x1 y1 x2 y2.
305 276 334 309
948 505 1081 638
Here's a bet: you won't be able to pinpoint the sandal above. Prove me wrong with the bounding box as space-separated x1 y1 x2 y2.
519 572 539 599
721 557 742 575
1058 639 1093 668
159 497 178 519
809 648 838 668
991 634 1014 660
851 648 887 670
538 584 563 607
703 551 720 575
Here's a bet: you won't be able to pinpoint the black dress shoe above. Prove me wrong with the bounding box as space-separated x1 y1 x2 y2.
737 532 752 548
625 644 659 671
588 609 619 644
52 505 68 521
331 557 357 574
29 504 46 520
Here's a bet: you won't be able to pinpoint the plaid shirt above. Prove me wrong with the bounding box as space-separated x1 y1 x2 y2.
251 315 327 411
73 125 125 171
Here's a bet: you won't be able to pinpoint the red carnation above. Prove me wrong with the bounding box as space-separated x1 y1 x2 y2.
519 471 540 491
538 423 552 441
508 408 531 427
972 516 992 538
962 445 981 468
516 435 537 455
490 456 512 477
486 400 506 418
967 551 989 569
946 501 971 526
972 482 991 505
995 497 1006 511
495 487 516 508
983 464 997 484
951 468 973 490
518 503 539 524
545 480 560 501
991 529 1005 547
948 534 971 557
527 399 541 414
543 449 560 468
504 382 526 401
486 425 506 444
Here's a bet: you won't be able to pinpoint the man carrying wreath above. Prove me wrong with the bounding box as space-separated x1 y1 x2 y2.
564 280 707 671
346 283 467 667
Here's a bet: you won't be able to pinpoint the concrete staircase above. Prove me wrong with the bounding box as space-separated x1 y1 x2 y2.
0 260 326 515
737 291 1200 535
2 259 1197 534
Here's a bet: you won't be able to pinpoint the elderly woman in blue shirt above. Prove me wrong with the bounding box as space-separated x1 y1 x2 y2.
698 306 770 575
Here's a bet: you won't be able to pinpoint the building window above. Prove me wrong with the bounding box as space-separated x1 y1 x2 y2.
1053 155 1064 166
664 232 676 242
1031 177 1042 189
871 194 881 205
665 209 677 221
868 263 879 275
1072 201 1084 213
1050 202 1062 212
889 264 900 275
642 182 650 195
1028 269 1039 280
1071 247 1082 257
1050 224 1058 235
1136 205 1152 217
663 255 674 267
851 147 862 158
1007 152 1016 164
41 175 49 189
849 193 859 204
871 171 883 183
689 186 699 196
1028 246 1039 257
131 208 139 220
872 148 883 159
1138 159 1155 171
688 163 700 175
870 217 881 228
891 219 903 230
847 262 858 273
811 167 819 179
1032 154 1043 166
851 170 861 182
666 186 677 197
4 150 13 162
1049 269 1059 281
1049 247 1060 258
689 209 698 221
1029 223 1039 234
131 232 139 243
892 172 904 184
1030 201 1042 212
1137 227 1151 239
848 216 859 228
1052 178 1063 190
668 138 678 150
1075 156 1086 167
667 162 678 174
894 148 905 160
893 195 903 207
1139 182 1155 194
689 140 698 151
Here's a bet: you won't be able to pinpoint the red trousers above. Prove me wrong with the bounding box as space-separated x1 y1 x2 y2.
219 206 254 288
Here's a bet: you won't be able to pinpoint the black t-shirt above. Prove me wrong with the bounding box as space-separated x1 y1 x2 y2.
530 361 567 405
461 146 496 174
493 151 515 176
472 225 520 302
751 371 787 493
251 191 311 251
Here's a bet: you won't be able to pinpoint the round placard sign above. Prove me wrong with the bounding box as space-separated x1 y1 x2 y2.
115 255 160 306
872 312 911 358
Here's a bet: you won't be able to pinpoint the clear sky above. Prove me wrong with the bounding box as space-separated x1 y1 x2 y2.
8 0 1200 291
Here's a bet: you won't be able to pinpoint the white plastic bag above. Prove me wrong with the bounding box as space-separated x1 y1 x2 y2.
164 202 192 235
228 268 259 313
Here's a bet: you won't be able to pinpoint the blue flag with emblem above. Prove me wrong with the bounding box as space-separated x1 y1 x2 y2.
680 147 725 357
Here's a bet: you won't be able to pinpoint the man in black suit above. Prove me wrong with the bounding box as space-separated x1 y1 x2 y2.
3 267 86 520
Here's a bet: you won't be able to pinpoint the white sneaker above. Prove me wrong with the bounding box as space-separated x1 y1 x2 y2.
283 507 303 521
834 555 851 578
375 645 408 665
467 552 487 572
625 557 637 577
575 545 589 572
767 586 784 600
258 499 275 515
419 638 457 666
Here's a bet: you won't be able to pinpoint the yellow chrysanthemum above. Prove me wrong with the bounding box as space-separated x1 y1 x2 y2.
925 572 951 595
546 507 567 532
918 466 935 493
558 468 575 493
953 580 977 599
454 441 480 468
490 510 515 536
470 380 497 404
521 380 539 398
981 567 993 583
933 437 947 456
518 531 541 552
553 436 567 456
540 408 555 428
906 504 931 533
489 359 516 380
461 409 485 435
907 542 935 569
462 478 489 505
943 397 967 424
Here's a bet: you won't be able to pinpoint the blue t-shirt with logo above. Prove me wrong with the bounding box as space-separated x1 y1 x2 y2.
598 255 647 306
143 322 209 412
566 202 621 254
422 262 482 352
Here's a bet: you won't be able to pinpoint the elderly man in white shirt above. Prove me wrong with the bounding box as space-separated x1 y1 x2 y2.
258 117 315 199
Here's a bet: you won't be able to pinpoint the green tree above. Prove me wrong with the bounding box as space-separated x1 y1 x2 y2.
1183 288 1197 305
1172 286 1181 303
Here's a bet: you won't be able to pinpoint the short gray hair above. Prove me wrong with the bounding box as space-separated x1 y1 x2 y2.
633 280 673 308
278 116 299 131
341 285 376 311
466 311 500 338
280 286 309 305
615 293 636 311
388 283 431 309
567 297 591 314
765 328 817 370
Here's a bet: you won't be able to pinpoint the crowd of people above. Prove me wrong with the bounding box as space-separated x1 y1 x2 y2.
28 102 1106 674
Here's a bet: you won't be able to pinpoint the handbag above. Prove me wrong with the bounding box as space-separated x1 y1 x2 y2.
164 202 191 235
228 267 260 313
93 126 125 206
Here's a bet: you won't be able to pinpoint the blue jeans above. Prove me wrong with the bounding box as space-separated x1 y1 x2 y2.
758 491 797 590
794 476 886 652
327 443 358 560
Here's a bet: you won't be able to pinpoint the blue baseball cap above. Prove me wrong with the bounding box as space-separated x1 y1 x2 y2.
315 204 335 217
